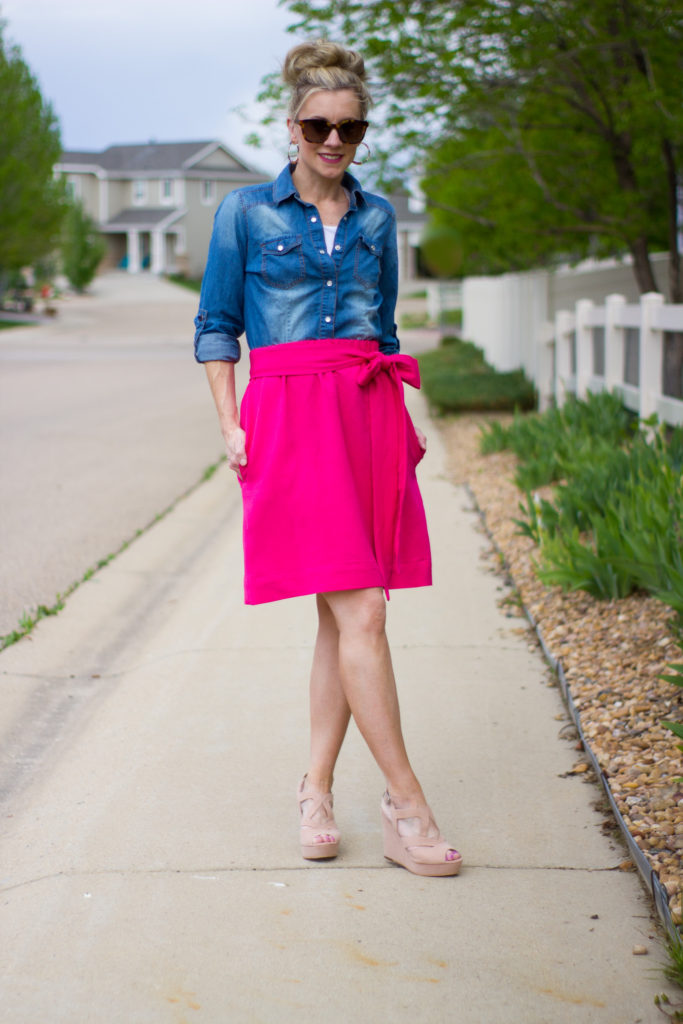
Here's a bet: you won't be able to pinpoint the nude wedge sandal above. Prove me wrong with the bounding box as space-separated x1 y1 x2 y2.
381 792 462 877
298 776 340 860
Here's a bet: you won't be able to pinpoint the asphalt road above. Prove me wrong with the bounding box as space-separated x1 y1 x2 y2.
0 273 236 636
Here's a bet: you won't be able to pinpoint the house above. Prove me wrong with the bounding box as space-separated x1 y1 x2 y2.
55 141 268 278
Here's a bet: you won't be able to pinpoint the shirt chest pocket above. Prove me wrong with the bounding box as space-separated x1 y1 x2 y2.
353 234 382 287
259 234 305 289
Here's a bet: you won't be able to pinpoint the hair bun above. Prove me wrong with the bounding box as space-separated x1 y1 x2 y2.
283 39 371 120
283 40 366 87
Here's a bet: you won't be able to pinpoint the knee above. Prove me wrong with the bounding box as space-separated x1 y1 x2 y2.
346 588 387 638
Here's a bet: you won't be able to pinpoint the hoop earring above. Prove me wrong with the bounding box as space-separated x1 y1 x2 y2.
352 142 371 166
288 141 299 163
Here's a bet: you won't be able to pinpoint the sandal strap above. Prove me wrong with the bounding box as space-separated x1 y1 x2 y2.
383 794 460 859
298 780 336 829
383 794 435 838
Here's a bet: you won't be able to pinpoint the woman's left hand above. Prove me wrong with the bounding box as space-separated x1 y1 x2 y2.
415 426 427 453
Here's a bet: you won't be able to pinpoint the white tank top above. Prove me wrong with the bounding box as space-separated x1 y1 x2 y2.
322 223 337 255
322 188 349 254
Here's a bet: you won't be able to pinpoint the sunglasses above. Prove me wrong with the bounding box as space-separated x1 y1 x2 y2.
296 117 368 145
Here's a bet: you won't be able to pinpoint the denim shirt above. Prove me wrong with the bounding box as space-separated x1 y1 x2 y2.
193 164 400 363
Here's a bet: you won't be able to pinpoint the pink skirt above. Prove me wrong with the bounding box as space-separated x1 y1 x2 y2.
238 338 432 604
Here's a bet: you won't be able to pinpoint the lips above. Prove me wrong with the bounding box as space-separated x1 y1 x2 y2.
319 153 343 163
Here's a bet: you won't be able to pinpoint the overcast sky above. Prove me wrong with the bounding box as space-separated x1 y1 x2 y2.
1 0 304 174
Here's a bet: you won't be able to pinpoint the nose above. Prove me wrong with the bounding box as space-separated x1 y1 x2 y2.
325 127 344 146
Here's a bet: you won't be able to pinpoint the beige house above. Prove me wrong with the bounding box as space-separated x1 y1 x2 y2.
55 141 268 278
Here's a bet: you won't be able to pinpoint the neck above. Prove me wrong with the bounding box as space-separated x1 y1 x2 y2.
291 163 348 205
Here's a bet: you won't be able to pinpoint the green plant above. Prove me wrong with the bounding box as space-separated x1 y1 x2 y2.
663 936 683 990
479 419 510 454
61 200 106 292
656 938 683 1019
479 391 634 488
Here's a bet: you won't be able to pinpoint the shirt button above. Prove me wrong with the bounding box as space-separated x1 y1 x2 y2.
311 216 318 223
370 245 376 251
277 244 284 251
325 316 331 323
326 280 333 287
319 249 325 254
334 244 341 251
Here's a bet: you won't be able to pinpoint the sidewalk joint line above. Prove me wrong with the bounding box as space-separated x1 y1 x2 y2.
1 861 628 894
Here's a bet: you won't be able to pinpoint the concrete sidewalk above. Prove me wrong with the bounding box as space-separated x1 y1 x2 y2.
0 391 671 1022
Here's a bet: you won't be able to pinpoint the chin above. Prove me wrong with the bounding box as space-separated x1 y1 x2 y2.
317 158 350 177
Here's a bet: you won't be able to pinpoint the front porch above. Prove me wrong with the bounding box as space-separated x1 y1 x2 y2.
102 208 186 274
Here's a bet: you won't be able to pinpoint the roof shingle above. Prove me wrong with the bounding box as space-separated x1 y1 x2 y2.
60 141 250 173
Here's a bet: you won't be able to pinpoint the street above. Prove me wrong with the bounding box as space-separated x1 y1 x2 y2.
0 273 234 636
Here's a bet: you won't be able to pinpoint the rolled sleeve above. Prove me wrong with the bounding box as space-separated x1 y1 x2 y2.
193 317 241 366
193 192 247 364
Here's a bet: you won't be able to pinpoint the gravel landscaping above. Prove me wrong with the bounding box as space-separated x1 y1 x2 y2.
439 412 683 930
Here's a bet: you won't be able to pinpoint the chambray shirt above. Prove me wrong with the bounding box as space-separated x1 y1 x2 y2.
193 164 400 363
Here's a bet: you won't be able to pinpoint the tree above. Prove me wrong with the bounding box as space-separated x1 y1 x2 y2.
280 1 683 300
61 201 106 293
0 17 65 280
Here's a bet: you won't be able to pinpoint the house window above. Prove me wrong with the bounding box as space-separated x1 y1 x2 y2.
65 177 81 201
133 179 147 205
160 178 174 204
201 179 216 205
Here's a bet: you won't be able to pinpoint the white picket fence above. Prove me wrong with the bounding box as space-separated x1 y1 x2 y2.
548 292 683 426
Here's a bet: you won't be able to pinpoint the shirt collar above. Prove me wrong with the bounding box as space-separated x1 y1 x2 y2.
274 164 365 210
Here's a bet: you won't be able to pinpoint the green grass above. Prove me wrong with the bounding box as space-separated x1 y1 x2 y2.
166 273 202 293
0 319 29 330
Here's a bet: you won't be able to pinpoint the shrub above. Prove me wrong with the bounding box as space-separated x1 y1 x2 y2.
61 200 106 292
418 337 536 413
487 396 683 605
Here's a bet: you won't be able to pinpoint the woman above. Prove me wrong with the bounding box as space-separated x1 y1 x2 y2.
194 40 461 877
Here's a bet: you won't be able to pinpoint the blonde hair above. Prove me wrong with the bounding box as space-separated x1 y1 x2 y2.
283 39 372 120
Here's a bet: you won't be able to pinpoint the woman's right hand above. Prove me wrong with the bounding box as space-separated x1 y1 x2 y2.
224 425 247 478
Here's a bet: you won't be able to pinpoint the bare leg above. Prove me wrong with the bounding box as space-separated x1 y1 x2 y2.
308 594 351 790
317 587 424 801
303 587 458 866
314 587 459 868
300 594 352 845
